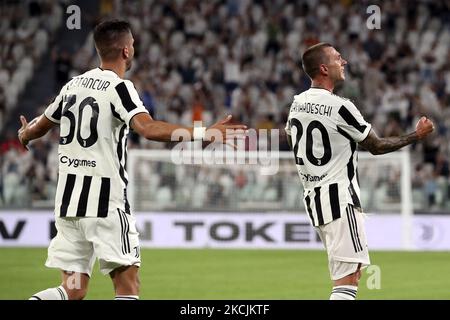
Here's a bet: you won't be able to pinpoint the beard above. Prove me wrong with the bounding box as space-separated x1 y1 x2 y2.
332 69 345 85
125 58 132 71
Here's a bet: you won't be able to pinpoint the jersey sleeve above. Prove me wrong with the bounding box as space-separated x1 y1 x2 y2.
44 88 65 124
336 101 372 142
113 80 149 127
285 100 296 136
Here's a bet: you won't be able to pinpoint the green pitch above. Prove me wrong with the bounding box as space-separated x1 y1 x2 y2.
0 248 449 300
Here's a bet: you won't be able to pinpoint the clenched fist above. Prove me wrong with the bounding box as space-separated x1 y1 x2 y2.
415 116 434 139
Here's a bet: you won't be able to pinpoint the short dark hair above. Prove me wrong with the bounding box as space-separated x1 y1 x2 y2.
301 42 333 79
93 19 131 61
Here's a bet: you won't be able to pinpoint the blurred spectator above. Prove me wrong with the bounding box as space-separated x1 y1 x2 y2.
53 49 72 91
1 0 450 212
0 0 62 124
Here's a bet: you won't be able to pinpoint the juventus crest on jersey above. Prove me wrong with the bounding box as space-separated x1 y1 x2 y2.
44 68 149 218
285 87 372 227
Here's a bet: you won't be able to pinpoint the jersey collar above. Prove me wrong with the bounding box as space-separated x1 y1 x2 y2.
310 87 332 94
97 67 120 78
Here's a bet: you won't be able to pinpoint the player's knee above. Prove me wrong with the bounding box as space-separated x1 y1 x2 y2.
61 271 89 300
350 271 360 286
111 266 140 295
334 270 360 287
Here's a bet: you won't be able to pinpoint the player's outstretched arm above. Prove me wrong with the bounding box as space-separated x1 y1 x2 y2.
359 116 434 155
131 113 247 143
18 115 56 150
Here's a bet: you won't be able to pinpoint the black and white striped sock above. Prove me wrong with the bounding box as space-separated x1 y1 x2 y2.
330 285 358 300
29 286 68 300
115 295 139 300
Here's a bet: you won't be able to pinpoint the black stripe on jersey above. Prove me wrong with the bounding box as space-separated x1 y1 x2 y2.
110 103 125 122
347 137 357 180
120 210 128 253
314 187 324 225
348 205 362 252
121 210 130 253
346 206 358 252
60 174 76 217
76 176 92 217
115 82 138 112
118 209 130 254
338 105 367 133
347 136 361 208
124 192 131 214
337 125 356 181
97 177 110 217
337 126 353 141
124 135 128 165
304 195 316 226
347 205 363 252
117 125 128 185
124 137 130 214
117 209 126 255
51 99 63 121
56 287 66 300
349 183 361 208
117 124 131 213
349 205 363 251
339 128 362 209
329 183 341 220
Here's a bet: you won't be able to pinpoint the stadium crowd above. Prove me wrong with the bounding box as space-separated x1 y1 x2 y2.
0 1 63 129
1 0 449 212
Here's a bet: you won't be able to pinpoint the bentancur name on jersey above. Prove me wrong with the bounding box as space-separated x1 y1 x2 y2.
66 76 111 91
289 101 333 117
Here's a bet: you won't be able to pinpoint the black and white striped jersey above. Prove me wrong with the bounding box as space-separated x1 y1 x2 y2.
285 87 371 227
44 68 149 218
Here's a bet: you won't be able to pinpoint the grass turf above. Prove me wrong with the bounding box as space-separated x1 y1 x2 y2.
0 248 449 300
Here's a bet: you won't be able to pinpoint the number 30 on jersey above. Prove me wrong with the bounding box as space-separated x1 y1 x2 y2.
60 94 99 148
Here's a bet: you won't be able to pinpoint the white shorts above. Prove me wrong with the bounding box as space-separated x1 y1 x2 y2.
315 204 370 281
46 209 141 276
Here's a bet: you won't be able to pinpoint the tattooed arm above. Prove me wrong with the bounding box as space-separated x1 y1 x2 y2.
359 116 435 155
359 130 418 155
